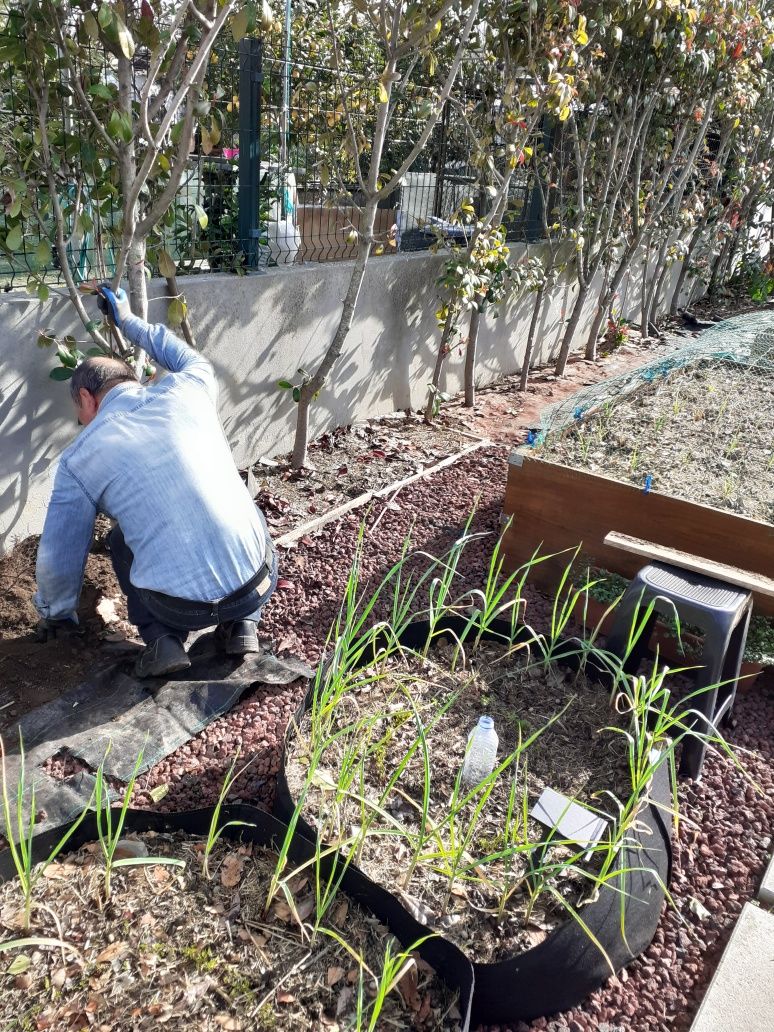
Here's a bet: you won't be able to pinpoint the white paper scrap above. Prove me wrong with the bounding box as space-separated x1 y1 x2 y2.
530 787 609 848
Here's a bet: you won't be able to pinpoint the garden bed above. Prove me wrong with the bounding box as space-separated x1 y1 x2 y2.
277 596 676 1025
502 352 774 618
252 415 484 539
540 360 773 523
285 639 635 964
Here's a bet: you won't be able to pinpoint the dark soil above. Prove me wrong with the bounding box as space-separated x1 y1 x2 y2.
253 415 482 539
287 641 633 963
0 522 128 729
0 832 461 1032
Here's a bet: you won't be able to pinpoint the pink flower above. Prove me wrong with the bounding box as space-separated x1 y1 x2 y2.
222 147 239 160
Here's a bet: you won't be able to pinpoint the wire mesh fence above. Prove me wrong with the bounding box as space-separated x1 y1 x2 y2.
0 28 547 290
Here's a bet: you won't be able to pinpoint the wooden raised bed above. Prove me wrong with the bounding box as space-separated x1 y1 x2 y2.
502 450 774 618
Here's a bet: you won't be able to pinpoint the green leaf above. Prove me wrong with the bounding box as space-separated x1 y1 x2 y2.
83 11 100 40
97 4 113 32
88 83 114 101
37 330 55 348
194 204 208 230
50 367 74 381
107 111 132 143
292 386 301 402
230 9 249 42
57 344 78 368
35 240 52 267
87 347 107 357
277 379 293 389
5 226 22 251
167 297 186 326
37 283 50 303
6 955 30 975
158 249 176 279
8 196 22 218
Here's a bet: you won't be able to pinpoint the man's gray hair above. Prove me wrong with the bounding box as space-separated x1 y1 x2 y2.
70 357 137 402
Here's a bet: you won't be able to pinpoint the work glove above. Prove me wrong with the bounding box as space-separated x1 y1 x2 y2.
35 618 83 643
96 283 131 329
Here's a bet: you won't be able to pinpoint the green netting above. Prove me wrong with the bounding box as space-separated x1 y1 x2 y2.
533 311 774 441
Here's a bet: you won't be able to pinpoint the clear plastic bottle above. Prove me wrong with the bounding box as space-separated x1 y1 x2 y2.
461 716 499 786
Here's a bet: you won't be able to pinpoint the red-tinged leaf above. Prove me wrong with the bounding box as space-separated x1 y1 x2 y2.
141 0 154 20
276 579 294 590
731 41 744 59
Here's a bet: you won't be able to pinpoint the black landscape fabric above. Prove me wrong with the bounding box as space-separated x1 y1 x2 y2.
0 634 312 835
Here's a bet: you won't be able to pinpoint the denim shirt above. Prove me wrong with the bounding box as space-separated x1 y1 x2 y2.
34 316 269 621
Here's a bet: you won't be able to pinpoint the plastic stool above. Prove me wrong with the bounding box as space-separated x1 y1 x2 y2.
605 562 753 781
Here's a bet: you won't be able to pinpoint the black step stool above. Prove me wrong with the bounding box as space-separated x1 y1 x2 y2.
605 562 753 781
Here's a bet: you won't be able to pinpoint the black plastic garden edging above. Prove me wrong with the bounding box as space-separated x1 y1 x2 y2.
275 616 674 1027
0 803 475 1031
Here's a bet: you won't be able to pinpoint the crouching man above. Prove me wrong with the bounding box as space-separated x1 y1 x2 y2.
33 285 277 677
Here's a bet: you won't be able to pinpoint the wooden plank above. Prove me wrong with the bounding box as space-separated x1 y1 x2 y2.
603 532 774 598
502 454 774 616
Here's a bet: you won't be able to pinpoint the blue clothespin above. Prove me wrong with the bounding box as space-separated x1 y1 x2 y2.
573 406 584 421
644 474 653 494
527 429 536 445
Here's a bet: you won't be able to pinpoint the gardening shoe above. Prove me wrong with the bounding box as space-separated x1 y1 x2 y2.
134 635 191 678
215 620 260 656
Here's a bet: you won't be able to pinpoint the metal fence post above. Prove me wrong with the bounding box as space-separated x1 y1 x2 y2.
238 37 263 268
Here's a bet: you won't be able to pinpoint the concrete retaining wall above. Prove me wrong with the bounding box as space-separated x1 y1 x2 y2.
0 246 695 550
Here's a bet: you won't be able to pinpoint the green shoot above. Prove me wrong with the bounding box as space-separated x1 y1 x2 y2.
1 734 95 930
203 750 257 879
94 743 184 900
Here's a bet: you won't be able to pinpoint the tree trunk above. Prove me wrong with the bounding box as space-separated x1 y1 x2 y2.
291 203 378 468
464 307 482 407
554 281 589 377
670 219 706 315
585 261 612 361
650 256 672 330
643 243 668 336
707 236 731 296
520 281 546 391
585 300 608 361
423 307 456 423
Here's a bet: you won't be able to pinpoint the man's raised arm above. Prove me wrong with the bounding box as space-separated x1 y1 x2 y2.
98 286 216 399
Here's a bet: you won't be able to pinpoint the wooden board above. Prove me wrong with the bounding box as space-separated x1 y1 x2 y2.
603 532 774 598
502 452 774 617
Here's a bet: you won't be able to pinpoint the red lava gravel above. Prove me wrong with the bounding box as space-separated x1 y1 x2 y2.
69 444 774 1031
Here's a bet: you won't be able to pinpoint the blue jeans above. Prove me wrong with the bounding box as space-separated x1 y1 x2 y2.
107 525 278 644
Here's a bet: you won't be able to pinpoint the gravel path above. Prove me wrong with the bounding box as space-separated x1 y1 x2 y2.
124 444 774 1032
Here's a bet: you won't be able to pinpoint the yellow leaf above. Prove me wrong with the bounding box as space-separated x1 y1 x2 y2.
378 80 389 104
158 249 177 279
231 9 249 42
